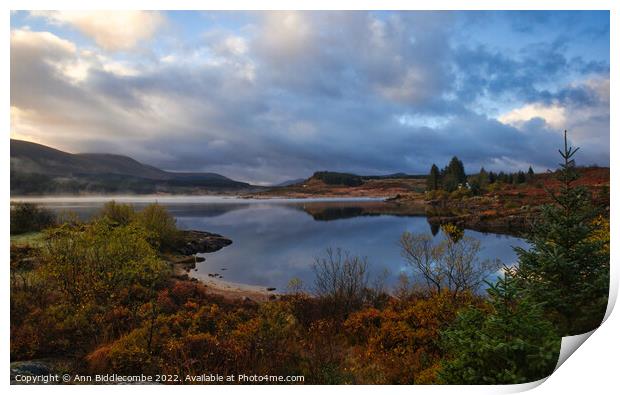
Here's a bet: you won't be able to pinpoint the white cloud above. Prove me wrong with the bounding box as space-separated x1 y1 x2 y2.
11 29 140 84
11 29 76 56
397 113 453 129
100 60 139 77
222 36 248 56
30 11 164 51
10 106 41 143
498 103 567 129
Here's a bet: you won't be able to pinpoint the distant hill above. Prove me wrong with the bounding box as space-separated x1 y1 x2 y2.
274 178 306 187
10 139 253 195
311 171 364 186
307 171 426 186
362 172 427 180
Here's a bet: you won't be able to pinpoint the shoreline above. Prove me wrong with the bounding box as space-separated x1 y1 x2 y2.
172 262 279 302
170 230 280 302
194 274 279 302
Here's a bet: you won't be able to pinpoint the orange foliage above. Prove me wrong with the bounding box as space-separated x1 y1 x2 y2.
343 291 481 384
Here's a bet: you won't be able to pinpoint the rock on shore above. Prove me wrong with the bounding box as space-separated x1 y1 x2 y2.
174 230 232 255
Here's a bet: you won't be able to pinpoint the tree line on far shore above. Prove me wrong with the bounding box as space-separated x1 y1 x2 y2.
426 156 535 194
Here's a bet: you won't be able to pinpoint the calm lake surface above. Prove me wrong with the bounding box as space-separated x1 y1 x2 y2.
15 196 529 292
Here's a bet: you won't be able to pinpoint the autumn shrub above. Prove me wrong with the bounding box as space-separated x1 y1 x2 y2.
424 190 449 201
589 215 609 255
11 219 170 360
504 201 519 210
98 201 136 225
137 203 181 251
10 202 55 234
93 327 154 374
343 291 480 384
487 182 504 193
449 188 471 200
42 220 169 306
312 248 370 317
298 318 350 384
231 302 304 376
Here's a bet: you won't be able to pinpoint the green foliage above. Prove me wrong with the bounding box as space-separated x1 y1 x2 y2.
477 167 489 189
424 189 449 201
42 220 169 307
11 218 170 359
426 164 441 191
99 201 136 225
136 203 181 251
438 274 561 384
449 188 471 200
443 156 467 184
10 232 45 247
98 202 180 251
312 171 363 186
10 202 55 235
287 277 305 294
513 131 609 335
440 223 464 243
424 156 529 196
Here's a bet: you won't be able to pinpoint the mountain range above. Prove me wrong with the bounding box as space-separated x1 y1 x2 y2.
10 139 253 195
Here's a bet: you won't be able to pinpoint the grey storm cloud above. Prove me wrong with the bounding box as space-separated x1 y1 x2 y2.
10 11 609 184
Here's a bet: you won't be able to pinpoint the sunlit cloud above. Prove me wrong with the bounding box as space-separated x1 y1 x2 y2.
499 103 567 129
30 11 164 51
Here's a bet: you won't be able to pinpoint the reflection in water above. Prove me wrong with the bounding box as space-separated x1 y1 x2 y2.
307 206 365 221
25 197 528 292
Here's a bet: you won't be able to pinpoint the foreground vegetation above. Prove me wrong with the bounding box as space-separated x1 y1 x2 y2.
10 134 609 384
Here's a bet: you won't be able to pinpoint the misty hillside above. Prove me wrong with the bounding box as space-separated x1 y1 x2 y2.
10 139 252 195
274 178 306 187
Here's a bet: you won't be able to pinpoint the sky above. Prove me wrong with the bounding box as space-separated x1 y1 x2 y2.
10 10 610 185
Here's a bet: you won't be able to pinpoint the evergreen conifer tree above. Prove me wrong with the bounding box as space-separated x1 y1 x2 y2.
513 130 609 335
527 166 535 180
438 273 560 384
426 164 441 191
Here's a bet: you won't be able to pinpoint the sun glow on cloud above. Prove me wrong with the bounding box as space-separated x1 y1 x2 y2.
30 11 164 51
498 103 567 129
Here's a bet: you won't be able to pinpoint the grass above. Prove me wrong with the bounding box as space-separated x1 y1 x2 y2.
10 232 45 247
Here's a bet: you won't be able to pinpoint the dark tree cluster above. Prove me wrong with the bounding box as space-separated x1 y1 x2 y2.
426 157 467 192
313 171 364 187
426 155 536 195
10 202 56 235
485 168 532 185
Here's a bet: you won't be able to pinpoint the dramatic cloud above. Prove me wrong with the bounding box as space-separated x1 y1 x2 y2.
499 104 567 129
30 11 164 51
10 11 609 184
